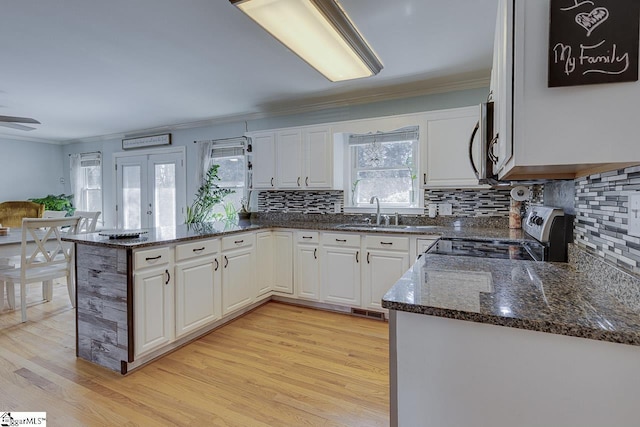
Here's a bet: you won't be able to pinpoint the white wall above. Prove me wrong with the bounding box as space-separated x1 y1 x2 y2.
0 137 64 201
57 86 488 228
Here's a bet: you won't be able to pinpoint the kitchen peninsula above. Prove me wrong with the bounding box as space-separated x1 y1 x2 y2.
383 247 640 427
65 217 529 374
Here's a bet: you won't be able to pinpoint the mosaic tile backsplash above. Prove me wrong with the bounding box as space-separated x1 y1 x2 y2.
574 165 640 274
257 188 526 217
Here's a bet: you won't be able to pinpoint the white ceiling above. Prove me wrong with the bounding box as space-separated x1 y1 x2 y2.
0 0 498 143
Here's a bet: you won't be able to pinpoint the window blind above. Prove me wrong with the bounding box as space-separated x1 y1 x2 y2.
348 126 419 145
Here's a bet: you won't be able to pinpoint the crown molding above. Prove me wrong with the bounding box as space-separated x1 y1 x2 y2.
60 72 490 145
0 132 64 145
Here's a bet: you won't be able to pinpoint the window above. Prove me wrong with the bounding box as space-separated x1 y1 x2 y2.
69 152 103 218
198 138 247 219
348 127 419 209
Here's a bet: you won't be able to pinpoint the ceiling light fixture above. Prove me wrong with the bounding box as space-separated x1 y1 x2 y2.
230 0 383 82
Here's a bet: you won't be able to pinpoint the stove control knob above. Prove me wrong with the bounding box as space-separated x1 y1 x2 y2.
533 216 544 226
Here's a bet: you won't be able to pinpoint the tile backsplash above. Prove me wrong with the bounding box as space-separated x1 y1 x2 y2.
257 187 532 217
574 165 640 274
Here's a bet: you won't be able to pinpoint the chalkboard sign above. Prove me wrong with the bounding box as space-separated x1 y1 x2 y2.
548 0 639 87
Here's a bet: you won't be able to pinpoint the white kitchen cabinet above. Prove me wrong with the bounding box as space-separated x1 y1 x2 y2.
276 129 303 188
273 231 293 294
421 106 487 188
295 231 320 301
362 235 410 311
492 0 640 180
250 131 276 189
304 126 336 189
256 231 274 296
321 233 361 306
133 247 174 358
174 238 221 338
221 233 256 315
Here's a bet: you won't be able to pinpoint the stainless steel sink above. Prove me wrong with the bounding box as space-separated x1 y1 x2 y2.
336 224 439 232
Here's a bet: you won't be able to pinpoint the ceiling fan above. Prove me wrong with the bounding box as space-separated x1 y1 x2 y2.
0 115 41 131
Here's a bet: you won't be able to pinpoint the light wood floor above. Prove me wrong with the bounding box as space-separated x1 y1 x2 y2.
0 281 390 426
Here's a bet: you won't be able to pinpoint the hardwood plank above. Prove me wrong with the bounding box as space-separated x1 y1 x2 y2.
0 282 390 425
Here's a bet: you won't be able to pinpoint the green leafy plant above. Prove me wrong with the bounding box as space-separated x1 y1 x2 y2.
29 194 74 216
185 165 234 224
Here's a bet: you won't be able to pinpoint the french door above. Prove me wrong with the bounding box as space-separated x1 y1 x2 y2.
115 149 186 229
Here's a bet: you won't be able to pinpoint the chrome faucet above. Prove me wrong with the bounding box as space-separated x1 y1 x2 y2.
370 196 381 225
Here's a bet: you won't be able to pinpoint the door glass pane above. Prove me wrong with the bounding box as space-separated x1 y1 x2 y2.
123 165 141 229
154 163 176 228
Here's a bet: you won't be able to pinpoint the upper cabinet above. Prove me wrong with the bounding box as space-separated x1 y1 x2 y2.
492 0 640 180
421 106 487 188
248 125 342 190
250 131 276 189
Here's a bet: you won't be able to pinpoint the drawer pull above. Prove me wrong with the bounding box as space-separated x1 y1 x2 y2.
380 242 393 245
214 258 219 271
234 240 244 244
302 236 313 239
145 255 162 261
192 247 205 252
335 239 347 243
165 269 170 285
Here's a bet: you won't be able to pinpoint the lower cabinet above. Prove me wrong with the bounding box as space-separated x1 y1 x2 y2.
273 231 293 294
321 233 361 306
295 231 320 301
362 235 410 311
256 231 274 296
174 255 221 338
134 265 174 358
221 233 256 316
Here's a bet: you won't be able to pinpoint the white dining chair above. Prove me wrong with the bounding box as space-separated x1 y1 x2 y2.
43 210 68 218
74 210 101 232
0 216 81 322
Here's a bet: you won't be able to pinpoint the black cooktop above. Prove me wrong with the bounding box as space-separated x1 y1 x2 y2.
427 238 545 261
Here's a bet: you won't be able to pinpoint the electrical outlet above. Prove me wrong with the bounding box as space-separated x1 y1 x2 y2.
334 202 341 213
629 194 640 237
438 203 453 216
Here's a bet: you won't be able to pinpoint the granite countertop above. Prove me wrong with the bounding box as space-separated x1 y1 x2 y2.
62 219 535 249
382 253 640 346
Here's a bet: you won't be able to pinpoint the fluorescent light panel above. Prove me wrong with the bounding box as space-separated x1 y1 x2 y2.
231 0 383 82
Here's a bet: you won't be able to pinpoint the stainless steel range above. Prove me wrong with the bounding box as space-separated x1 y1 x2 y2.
427 206 572 262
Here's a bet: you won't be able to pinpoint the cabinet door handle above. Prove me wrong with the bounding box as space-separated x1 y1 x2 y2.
271 177 274 187
193 247 205 252
145 255 162 261
367 252 370 264
297 177 301 186
214 258 219 271
488 134 499 163
224 255 228 268
313 248 317 259
380 242 393 246
335 239 347 243
305 176 309 186
423 173 426 185
356 251 359 263
302 236 313 239
165 269 170 285
469 121 481 179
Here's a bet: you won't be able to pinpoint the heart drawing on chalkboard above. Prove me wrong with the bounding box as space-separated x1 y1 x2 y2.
575 7 609 37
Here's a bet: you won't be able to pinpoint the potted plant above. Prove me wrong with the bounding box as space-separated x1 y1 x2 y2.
29 194 75 216
185 165 233 224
